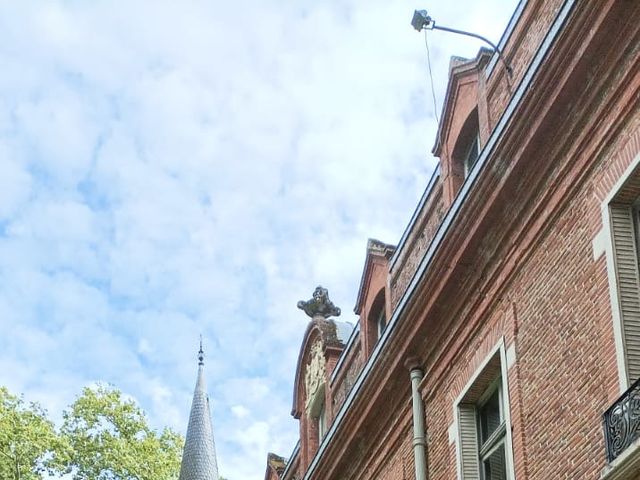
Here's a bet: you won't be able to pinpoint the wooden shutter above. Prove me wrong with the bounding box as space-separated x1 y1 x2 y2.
458 404 480 480
610 204 640 383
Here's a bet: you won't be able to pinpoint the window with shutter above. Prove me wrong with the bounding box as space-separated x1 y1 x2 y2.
603 160 640 385
455 347 514 480
458 405 480 480
609 203 640 385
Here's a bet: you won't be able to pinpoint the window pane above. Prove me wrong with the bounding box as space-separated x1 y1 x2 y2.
318 403 326 440
482 443 507 480
377 310 387 337
464 138 479 174
479 389 501 444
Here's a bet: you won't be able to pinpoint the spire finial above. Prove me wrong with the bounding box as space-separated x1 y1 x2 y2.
198 335 204 366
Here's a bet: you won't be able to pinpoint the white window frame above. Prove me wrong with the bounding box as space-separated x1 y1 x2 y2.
453 339 516 480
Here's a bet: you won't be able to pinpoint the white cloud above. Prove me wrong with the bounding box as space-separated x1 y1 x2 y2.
231 405 250 419
0 149 32 220
0 0 518 478
138 338 153 356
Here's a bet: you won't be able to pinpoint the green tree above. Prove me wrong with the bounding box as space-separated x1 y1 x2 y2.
59 384 183 480
0 387 67 480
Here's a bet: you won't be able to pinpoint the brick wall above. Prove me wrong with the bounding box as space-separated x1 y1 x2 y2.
329 337 362 419
485 0 564 132
278 1 640 479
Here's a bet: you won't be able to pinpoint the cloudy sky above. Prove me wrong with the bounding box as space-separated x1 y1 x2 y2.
0 1 518 478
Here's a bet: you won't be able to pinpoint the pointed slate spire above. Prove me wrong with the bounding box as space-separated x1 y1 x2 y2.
179 340 220 480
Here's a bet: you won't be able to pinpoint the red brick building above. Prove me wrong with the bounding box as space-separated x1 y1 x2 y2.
265 0 640 479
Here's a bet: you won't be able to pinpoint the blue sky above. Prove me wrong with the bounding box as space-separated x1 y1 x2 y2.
0 1 517 478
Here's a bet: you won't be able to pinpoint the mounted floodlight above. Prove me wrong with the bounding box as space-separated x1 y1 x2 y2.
411 9 432 32
411 9 512 76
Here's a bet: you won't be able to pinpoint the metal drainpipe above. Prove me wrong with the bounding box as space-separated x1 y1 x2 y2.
409 366 428 480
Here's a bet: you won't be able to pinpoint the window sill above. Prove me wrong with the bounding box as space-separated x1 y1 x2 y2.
602 438 640 480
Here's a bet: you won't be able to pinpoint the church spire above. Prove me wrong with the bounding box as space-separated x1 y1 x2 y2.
179 340 219 480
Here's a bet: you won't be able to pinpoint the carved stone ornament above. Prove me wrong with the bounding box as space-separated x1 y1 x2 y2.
304 340 326 415
297 286 341 319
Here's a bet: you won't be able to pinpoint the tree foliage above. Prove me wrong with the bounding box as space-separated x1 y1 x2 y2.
0 385 185 480
59 385 183 480
0 387 67 480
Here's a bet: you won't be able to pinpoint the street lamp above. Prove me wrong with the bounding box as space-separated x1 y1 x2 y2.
411 9 512 76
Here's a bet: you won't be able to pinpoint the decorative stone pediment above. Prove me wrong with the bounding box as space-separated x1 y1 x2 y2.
304 340 326 415
291 316 350 419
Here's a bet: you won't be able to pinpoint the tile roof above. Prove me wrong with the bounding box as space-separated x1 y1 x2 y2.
179 356 219 480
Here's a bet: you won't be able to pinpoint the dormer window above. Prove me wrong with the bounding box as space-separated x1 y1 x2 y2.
432 50 492 208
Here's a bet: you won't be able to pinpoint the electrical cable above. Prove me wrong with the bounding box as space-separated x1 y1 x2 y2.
423 28 451 165
424 29 440 125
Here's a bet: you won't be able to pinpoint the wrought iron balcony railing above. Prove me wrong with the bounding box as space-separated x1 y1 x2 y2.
603 377 640 463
